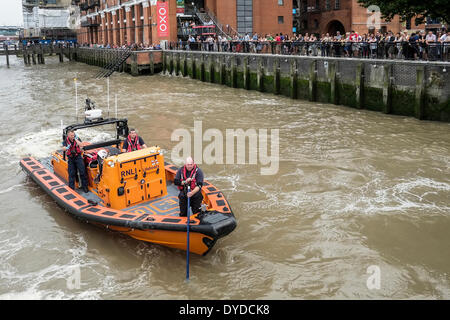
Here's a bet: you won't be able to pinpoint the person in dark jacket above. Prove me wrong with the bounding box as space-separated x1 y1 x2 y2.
63 130 88 193
121 128 147 153
174 157 204 217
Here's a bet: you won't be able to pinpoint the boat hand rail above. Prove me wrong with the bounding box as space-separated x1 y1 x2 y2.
82 139 122 151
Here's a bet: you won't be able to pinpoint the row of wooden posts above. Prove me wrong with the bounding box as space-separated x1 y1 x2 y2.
1 44 76 67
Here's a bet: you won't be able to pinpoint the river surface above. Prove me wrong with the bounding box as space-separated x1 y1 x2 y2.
0 55 449 299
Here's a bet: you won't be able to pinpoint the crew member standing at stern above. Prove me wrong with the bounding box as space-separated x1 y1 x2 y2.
64 130 89 193
174 157 204 217
121 128 147 153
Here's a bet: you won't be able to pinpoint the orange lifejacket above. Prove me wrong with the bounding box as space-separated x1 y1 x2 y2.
177 164 198 191
126 135 142 152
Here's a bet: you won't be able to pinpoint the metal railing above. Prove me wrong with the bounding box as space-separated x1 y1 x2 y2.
169 40 450 61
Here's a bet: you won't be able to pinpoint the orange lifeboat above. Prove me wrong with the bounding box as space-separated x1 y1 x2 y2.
20 117 236 255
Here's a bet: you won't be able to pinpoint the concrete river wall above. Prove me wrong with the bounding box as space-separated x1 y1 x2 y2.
162 50 450 122
71 47 450 122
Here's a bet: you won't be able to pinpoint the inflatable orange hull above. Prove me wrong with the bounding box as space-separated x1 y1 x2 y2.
20 156 236 255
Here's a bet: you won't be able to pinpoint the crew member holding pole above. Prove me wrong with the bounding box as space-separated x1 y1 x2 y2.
174 157 204 217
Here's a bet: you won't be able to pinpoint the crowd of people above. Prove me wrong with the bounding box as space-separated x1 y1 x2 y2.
172 29 450 61
79 42 162 50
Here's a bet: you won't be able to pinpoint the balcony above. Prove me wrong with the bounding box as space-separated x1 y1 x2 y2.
306 6 321 13
81 21 100 27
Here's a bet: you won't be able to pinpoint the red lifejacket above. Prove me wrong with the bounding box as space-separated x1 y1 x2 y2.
177 164 198 191
126 135 142 152
66 137 82 157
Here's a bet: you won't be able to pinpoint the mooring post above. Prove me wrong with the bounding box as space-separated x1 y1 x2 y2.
59 45 64 63
5 44 10 68
23 46 28 65
209 55 215 83
329 61 338 105
308 59 317 101
355 62 364 108
149 51 154 75
219 55 225 85
231 55 237 88
200 54 205 82
191 53 196 79
182 53 187 77
31 45 36 65
40 44 45 64
243 56 250 90
131 52 139 76
382 64 393 114
257 56 264 92
414 66 426 120
169 52 175 75
290 59 298 99
274 57 280 94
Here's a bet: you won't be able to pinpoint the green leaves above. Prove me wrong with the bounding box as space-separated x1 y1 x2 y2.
357 0 450 24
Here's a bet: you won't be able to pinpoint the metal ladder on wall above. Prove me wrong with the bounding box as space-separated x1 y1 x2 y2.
95 49 133 79
194 7 241 39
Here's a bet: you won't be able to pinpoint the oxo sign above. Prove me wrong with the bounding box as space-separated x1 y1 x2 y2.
157 1 169 38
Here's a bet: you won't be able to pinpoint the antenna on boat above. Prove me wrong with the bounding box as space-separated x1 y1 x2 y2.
74 77 78 122
107 77 110 118
115 94 118 119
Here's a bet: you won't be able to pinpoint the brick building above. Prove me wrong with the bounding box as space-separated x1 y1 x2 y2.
76 0 178 46
296 0 434 36
76 0 446 46
203 0 293 37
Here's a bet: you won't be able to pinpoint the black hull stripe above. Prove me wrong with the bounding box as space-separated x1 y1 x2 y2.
20 160 236 240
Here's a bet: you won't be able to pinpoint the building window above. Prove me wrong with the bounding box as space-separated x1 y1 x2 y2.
278 16 284 24
314 19 319 29
334 0 340 10
237 0 253 34
325 0 330 10
278 0 284 5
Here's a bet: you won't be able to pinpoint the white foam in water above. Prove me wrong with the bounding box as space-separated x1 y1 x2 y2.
2 126 115 164
337 177 450 216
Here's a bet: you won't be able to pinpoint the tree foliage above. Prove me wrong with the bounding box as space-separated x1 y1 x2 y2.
357 0 450 25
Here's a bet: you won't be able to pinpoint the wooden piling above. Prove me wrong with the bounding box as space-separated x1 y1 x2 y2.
243 56 250 90
329 62 338 105
131 52 139 76
355 62 364 108
209 55 215 83
308 60 317 102
191 53 196 79
257 57 264 92
382 64 392 114
149 51 155 75
219 55 225 85
59 46 64 63
290 59 298 99
4 45 10 68
200 54 205 82
415 66 426 120
231 55 237 88
273 57 280 94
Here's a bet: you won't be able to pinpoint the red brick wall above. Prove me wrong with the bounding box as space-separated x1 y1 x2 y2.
254 0 293 37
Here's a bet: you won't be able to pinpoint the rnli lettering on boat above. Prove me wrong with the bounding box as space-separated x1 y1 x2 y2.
121 168 137 178
143 164 158 172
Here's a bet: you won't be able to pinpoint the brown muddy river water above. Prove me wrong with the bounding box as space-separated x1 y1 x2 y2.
0 55 449 299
